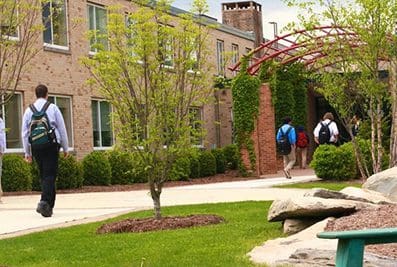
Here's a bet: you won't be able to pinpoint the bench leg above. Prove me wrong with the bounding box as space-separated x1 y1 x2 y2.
335 239 365 267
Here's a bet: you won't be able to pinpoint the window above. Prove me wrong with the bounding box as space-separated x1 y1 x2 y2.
43 0 68 48
159 25 174 67
0 0 18 38
3 93 22 150
92 100 113 148
216 40 225 76
48 95 73 147
88 4 108 53
231 44 239 76
189 107 203 146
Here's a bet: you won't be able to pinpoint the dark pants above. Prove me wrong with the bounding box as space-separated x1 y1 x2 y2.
33 144 59 208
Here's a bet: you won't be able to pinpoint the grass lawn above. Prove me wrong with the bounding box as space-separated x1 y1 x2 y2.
0 201 282 267
274 181 363 191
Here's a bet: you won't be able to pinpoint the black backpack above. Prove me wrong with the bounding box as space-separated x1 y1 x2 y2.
28 101 57 150
277 126 292 155
318 121 331 145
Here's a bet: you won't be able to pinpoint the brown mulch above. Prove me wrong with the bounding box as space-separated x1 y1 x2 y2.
325 204 397 259
97 214 225 234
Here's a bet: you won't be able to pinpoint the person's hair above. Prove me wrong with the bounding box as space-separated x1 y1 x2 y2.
283 117 292 124
35 84 48 98
323 112 334 121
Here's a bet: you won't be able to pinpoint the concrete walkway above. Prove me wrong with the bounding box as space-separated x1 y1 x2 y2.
0 169 319 239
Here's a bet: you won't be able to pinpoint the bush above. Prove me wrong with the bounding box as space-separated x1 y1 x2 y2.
2 155 32 192
57 155 84 189
107 150 137 185
198 151 217 177
310 143 356 180
31 161 41 191
82 151 111 186
223 144 239 170
189 153 201 179
211 149 226 174
169 157 191 181
357 138 389 175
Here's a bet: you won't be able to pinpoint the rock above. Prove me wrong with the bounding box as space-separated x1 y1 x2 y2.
283 218 318 235
340 187 394 205
304 187 394 204
363 167 397 201
268 197 357 222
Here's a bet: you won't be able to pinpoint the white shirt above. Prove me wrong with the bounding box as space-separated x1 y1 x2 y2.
313 119 339 143
22 98 69 157
0 118 6 154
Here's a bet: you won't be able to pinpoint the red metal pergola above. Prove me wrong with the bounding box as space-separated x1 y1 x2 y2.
229 25 368 75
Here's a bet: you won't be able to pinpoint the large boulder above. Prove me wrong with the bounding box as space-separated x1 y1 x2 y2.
283 218 318 235
268 197 358 222
363 167 397 201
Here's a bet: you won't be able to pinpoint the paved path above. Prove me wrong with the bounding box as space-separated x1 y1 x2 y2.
0 170 319 239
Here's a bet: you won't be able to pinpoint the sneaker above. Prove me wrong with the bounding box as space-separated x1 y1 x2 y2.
36 201 53 217
283 169 290 179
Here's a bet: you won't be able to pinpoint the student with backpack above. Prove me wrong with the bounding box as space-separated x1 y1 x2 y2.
313 112 339 145
296 125 309 169
276 117 296 179
22 84 69 217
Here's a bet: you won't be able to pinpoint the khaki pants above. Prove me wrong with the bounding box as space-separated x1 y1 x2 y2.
296 147 308 169
283 148 296 172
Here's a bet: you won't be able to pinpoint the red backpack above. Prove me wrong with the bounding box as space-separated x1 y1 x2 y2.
296 132 308 148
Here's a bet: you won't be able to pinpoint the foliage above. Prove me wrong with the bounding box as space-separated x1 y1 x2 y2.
211 148 226 174
169 156 191 181
198 151 217 177
357 138 389 175
107 150 137 185
2 155 32 191
214 76 232 89
31 160 41 191
310 143 357 180
223 144 239 170
82 151 111 186
0 201 282 267
231 57 260 172
57 155 84 190
275 181 362 191
189 153 201 178
82 0 213 219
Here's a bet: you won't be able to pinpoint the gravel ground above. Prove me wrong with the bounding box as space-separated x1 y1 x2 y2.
325 204 397 259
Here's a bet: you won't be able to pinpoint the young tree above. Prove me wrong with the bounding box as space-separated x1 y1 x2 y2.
284 0 397 176
82 0 213 219
0 0 47 201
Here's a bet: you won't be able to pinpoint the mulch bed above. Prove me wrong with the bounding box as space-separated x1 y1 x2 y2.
97 214 225 234
325 204 397 259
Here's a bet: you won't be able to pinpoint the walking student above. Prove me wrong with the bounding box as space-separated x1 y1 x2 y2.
276 117 296 179
296 125 309 169
0 116 5 203
22 84 69 217
313 112 339 145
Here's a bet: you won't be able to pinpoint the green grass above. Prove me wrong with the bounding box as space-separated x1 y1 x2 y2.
0 201 281 267
274 181 362 191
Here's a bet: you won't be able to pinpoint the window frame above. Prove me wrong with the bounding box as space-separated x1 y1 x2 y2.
87 3 108 54
189 106 204 148
92 99 114 150
48 94 74 149
231 43 239 76
42 0 69 50
3 92 23 153
216 39 225 77
0 1 19 40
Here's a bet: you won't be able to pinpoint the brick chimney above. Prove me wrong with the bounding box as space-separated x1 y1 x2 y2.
222 1 263 49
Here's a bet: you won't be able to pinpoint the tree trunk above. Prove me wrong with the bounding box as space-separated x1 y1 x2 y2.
149 181 162 220
390 58 397 167
351 136 369 180
375 101 383 173
370 97 377 173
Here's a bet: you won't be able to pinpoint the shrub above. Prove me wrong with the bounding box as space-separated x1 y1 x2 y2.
223 144 239 170
310 143 356 180
107 150 136 185
2 155 32 192
357 138 389 175
31 161 41 191
82 151 111 186
198 151 217 177
169 157 191 181
211 149 226 174
189 153 201 179
57 155 84 189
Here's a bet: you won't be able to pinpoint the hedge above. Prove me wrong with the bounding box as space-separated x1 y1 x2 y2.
2 155 32 192
82 151 111 186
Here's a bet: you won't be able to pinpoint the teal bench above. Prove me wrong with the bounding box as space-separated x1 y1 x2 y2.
317 228 397 267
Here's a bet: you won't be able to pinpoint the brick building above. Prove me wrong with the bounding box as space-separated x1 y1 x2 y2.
5 1 268 160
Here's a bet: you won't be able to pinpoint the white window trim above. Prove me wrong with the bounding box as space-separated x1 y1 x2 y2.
43 0 69 49
92 99 114 148
3 92 23 152
48 94 74 150
216 39 225 76
87 3 108 54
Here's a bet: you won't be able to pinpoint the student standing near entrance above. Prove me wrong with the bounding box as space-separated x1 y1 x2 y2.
296 125 309 169
313 112 339 145
276 117 296 179
22 84 69 217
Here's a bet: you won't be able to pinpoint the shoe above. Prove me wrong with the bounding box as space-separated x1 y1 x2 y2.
283 169 291 179
36 201 53 217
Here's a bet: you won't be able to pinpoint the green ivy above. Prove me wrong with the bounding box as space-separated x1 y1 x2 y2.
231 57 261 173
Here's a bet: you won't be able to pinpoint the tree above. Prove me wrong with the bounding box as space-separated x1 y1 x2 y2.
82 0 213 219
284 0 397 176
0 0 47 201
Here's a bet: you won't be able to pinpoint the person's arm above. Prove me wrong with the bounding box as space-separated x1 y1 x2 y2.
54 105 69 155
313 123 320 144
289 127 297 147
332 122 339 142
21 109 32 161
